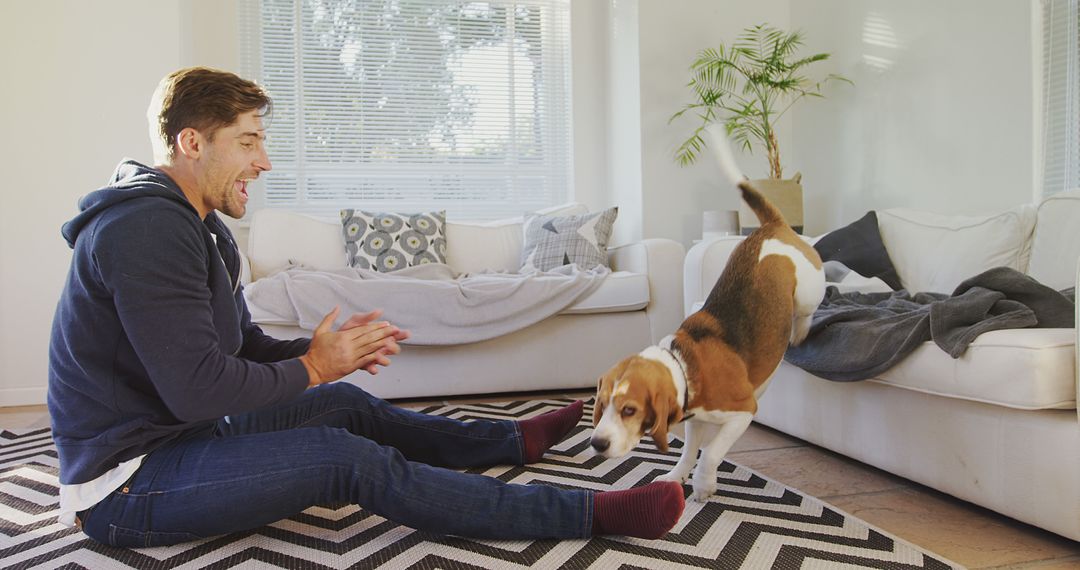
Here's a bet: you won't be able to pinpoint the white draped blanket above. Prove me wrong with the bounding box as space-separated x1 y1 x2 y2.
244 264 610 345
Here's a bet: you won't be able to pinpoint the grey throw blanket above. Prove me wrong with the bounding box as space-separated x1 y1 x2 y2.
785 267 1075 381
245 263 610 346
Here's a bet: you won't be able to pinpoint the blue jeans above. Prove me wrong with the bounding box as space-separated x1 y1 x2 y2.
78 383 593 547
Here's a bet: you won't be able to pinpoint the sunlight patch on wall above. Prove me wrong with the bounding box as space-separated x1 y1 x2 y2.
861 13 900 72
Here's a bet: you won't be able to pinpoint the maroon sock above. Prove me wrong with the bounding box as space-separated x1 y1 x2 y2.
519 400 584 463
592 481 685 539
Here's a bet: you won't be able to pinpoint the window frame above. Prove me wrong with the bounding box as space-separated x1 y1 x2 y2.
238 0 574 220
1040 0 1080 199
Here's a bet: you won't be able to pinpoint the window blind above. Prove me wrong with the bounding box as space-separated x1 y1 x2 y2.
1042 0 1080 198
239 0 572 220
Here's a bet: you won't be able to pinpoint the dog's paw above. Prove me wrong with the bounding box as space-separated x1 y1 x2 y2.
690 477 717 502
655 471 689 485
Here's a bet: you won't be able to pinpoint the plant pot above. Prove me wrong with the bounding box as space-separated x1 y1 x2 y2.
738 173 803 234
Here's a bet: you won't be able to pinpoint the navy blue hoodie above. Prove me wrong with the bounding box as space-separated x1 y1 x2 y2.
48 159 311 485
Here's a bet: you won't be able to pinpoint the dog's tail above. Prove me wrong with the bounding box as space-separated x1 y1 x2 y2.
706 124 786 226
737 180 785 226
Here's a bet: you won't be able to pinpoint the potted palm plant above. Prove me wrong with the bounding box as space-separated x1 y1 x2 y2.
672 24 850 233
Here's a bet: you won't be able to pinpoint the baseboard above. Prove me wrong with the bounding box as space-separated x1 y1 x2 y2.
0 386 47 408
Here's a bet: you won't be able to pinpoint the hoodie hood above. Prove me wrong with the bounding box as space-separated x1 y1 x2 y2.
62 159 195 248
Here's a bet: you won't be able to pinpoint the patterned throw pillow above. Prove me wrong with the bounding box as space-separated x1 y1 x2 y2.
340 210 447 272
520 207 618 272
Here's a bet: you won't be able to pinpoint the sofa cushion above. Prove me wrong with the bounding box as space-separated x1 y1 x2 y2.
560 271 649 314
247 270 651 324
248 209 344 279
869 328 1076 410
444 202 589 274
813 211 902 290
341 210 447 272
248 204 590 279
877 205 1037 294
521 207 618 271
1027 190 1080 291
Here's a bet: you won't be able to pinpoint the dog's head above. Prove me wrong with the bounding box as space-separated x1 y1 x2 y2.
590 355 683 457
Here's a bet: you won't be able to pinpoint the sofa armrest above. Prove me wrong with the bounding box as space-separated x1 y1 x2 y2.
683 237 745 316
609 239 685 344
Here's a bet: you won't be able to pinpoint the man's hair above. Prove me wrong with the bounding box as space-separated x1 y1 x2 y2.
147 67 271 163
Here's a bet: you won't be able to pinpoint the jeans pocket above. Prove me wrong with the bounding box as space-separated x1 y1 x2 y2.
108 524 202 548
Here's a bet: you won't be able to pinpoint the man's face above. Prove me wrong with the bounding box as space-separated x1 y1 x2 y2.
195 109 271 219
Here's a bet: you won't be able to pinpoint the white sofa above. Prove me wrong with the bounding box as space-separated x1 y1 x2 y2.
239 203 685 400
683 191 1080 541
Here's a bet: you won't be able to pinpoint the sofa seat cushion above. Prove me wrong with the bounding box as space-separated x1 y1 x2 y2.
248 302 299 326
693 300 1074 410
246 270 650 326
561 271 649 314
869 328 1076 410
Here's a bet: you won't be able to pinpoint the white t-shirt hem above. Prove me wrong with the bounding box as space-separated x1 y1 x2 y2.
58 455 146 527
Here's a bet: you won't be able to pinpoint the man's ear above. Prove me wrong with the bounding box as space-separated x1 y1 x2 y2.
174 127 203 159
649 388 681 453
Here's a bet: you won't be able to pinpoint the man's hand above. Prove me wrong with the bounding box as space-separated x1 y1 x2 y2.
298 307 408 388
336 309 411 375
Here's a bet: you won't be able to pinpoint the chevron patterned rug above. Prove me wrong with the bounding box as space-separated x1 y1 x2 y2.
1 398 959 569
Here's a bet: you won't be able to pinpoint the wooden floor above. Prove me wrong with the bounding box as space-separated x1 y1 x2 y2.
4 390 1078 569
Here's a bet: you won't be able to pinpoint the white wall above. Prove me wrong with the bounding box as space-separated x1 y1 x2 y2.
569 1 611 216
789 0 1037 234
605 0 646 246
574 0 792 246
0 0 184 406
0 0 243 406
0 1 1044 406
638 0 790 245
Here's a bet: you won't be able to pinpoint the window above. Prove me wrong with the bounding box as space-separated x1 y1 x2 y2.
239 0 572 219
1041 0 1080 198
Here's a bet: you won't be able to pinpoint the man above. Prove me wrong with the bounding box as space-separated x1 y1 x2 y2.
48 67 684 547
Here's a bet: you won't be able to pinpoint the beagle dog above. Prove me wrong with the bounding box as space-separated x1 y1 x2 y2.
590 180 825 502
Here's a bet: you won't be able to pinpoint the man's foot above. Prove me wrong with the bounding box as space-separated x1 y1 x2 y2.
592 481 685 539
519 400 584 463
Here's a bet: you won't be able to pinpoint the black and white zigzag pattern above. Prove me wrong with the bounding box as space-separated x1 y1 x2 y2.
1 399 959 569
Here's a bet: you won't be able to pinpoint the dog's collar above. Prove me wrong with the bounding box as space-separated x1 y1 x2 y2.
643 335 693 420
660 346 692 414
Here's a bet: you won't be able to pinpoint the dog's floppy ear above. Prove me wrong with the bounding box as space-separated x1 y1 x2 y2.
594 358 630 426
593 375 610 426
649 385 682 453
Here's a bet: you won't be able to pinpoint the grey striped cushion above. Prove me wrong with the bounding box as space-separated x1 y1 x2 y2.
520 207 617 272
